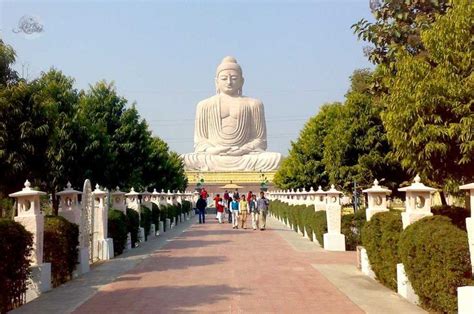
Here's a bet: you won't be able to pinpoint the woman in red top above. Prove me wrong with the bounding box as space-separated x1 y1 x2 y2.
214 194 224 224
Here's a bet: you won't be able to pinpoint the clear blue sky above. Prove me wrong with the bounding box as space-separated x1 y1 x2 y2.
1 0 373 155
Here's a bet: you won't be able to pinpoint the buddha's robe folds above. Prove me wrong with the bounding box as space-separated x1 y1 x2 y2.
182 95 282 171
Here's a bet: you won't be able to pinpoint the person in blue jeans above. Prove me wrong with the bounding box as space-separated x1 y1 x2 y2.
196 194 207 224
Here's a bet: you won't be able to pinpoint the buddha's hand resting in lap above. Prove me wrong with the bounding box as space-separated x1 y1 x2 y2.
220 146 255 156
206 146 231 155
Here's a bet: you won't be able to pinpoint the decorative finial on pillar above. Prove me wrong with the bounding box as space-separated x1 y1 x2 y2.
414 174 421 183
374 179 379 186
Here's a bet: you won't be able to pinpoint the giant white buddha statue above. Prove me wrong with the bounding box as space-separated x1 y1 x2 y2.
182 56 282 171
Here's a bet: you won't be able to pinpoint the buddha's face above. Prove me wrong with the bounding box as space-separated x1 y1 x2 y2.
216 69 244 96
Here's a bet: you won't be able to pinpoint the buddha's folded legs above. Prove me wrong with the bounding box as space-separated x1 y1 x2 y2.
182 152 282 171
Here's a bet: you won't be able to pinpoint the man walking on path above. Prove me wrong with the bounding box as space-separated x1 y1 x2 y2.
257 191 269 230
230 197 240 229
249 194 259 230
196 194 207 224
239 196 249 229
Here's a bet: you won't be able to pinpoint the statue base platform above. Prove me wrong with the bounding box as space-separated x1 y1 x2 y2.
186 170 276 193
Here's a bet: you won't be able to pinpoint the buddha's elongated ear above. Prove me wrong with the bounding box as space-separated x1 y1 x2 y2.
238 77 245 95
215 77 219 94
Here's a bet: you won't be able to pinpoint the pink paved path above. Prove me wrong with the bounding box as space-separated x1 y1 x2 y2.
74 217 362 313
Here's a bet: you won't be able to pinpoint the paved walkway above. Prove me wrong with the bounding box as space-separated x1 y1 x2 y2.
14 214 425 313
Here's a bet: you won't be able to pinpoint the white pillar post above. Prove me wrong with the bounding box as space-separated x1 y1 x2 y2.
92 184 113 260
314 186 326 211
9 180 51 300
396 174 436 304
323 184 345 251
458 183 474 313
362 179 391 221
111 186 126 213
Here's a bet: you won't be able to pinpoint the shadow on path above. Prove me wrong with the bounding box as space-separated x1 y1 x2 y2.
129 254 228 273
163 239 228 249
74 284 248 313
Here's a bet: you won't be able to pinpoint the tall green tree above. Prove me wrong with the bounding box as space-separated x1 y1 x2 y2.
322 79 406 190
381 0 473 197
143 137 187 192
34 69 84 210
112 105 152 189
352 0 449 67
77 81 126 187
0 39 19 86
274 102 343 190
0 82 50 195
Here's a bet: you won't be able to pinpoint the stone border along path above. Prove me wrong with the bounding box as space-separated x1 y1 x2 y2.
13 214 425 313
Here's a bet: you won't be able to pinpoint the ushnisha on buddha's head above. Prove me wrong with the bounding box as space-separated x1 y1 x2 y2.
215 56 245 96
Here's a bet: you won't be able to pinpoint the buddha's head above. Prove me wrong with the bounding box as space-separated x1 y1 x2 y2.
215 56 244 96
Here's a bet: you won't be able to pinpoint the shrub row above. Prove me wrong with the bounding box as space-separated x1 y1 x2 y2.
140 205 152 241
126 208 140 248
43 215 79 288
2 200 194 312
399 216 472 312
108 209 128 255
363 211 473 312
269 200 364 250
0 219 33 313
361 211 402 290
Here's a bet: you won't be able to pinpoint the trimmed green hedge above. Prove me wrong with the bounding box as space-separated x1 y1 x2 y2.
312 211 327 245
140 205 152 241
269 200 363 249
342 210 366 250
399 216 473 313
126 208 139 248
182 200 192 214
432 205 470 231
0 219 33 313
361 211 402 290
108 209 128 255
269 200 329 247
44 215 79 287
151 203 160 228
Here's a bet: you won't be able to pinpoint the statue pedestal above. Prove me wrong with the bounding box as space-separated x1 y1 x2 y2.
185 170 276 193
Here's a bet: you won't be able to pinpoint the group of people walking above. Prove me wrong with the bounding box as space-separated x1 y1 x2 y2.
195 189 270 231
